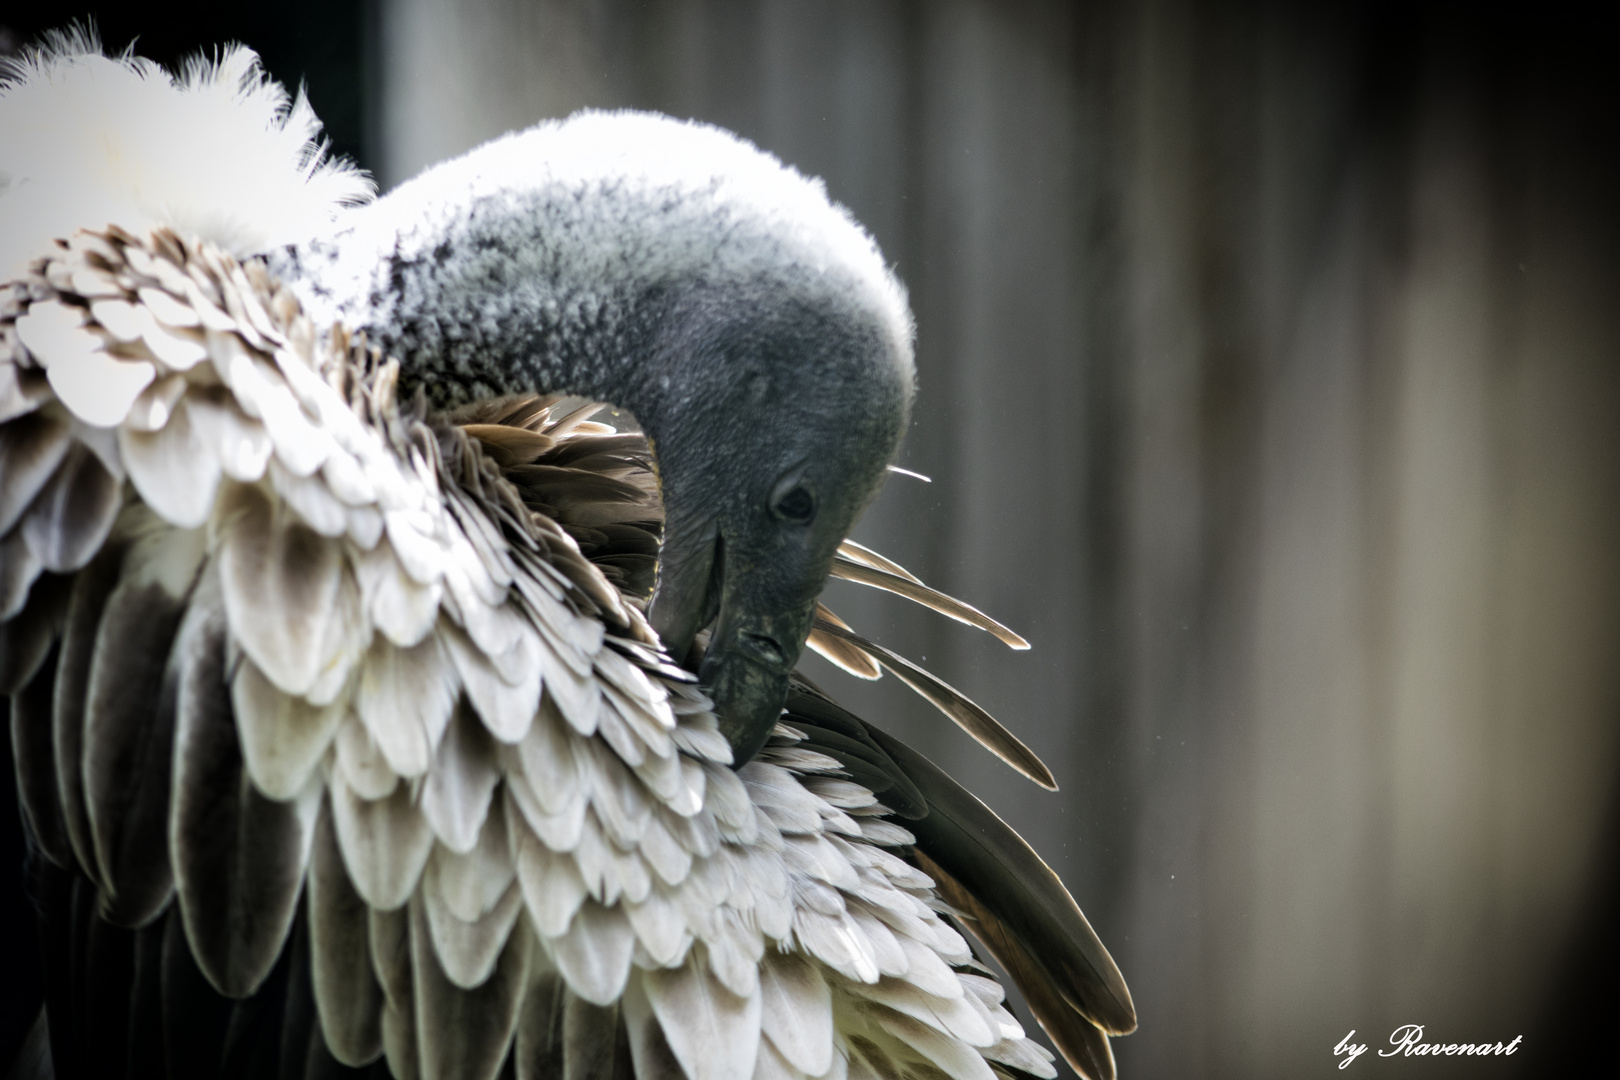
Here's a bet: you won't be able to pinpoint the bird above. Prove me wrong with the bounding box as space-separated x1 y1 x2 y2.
0 29 1135 1080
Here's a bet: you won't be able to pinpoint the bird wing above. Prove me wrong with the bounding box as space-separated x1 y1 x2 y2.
782 688 1134 1080
2 228 1065 1080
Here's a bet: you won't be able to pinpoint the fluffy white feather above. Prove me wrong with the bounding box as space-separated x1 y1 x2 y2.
0 26 372 277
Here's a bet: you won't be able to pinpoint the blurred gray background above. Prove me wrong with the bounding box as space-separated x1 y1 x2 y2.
371 2 1620 1076
10 1 1618 1076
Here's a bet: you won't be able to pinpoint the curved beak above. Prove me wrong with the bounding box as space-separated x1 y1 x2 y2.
648 520 816 766
697 592 815 765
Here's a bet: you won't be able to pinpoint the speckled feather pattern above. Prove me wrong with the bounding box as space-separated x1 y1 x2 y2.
271 111 913 418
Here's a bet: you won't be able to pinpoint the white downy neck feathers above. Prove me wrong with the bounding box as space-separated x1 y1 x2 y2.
288 109 916 407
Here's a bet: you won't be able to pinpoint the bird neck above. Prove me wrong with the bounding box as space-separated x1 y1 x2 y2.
268 184 698 434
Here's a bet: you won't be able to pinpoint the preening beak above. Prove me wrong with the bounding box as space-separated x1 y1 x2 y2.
649 519 815 766
698 592 816 765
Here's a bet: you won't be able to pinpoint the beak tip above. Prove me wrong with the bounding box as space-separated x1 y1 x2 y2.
700 648 793 767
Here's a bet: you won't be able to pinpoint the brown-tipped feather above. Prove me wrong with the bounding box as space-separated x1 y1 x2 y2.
461 423 557 467
835 539 922 584
829 556 1030 651
812 619 1056 791
805 604 883 680
548 401 613 438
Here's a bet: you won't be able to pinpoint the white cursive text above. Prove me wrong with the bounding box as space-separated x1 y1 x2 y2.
1333 1025 1522 1067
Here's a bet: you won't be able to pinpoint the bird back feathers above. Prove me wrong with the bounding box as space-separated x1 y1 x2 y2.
0 27 372 279
0 226 1090 1080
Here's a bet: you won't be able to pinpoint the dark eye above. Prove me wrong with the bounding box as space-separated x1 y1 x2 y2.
773 485 815 523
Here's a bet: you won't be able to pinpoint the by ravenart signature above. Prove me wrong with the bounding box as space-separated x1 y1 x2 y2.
1334 1025 1524 1068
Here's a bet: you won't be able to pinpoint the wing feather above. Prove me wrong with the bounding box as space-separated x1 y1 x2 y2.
421 699 502 853
371 904 421 1080
330 767 436 911
758 950 834 1077
216 482 349 699
408 900 528 1080
805 603 882 681
515 694 583 814
641 953 762 1080
231 654 346 800
511 967 567 1080
567 991 642 1080
10 640 72 867
513 819 590 937
1 224 1112 1080
159 901 237 1077
546 899 636 1007
335 713 404 800
828 556 1029 651
864 726 1133 1037
834 539 923 584
811 620 1056 791
443 619 542 744
848 976 995 1050
118 395 225 527
307 797 387 1066
422 875 524 990
52 540 128 885
430 792 517 922
0 408 71 536
186 390 274 482
0 529 42 622
870 1008 996 1080
0 537 71 696
621 975 692 1080
82 552 193 925
21 438 123 575
355 628 459 779
170 586 320 996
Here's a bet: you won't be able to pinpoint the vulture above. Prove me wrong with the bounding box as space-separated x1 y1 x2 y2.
0 31 1135 1080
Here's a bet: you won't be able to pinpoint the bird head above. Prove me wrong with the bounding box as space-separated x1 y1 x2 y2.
641 276 920 767
643 275 911 764
279 110 915 765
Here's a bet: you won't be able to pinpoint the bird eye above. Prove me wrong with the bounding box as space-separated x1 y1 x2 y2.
773 485 815 523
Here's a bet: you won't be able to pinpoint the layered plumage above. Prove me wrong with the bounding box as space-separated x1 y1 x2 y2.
0 33 1133 1080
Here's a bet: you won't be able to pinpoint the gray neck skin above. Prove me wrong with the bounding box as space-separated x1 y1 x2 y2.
267 185 719 440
